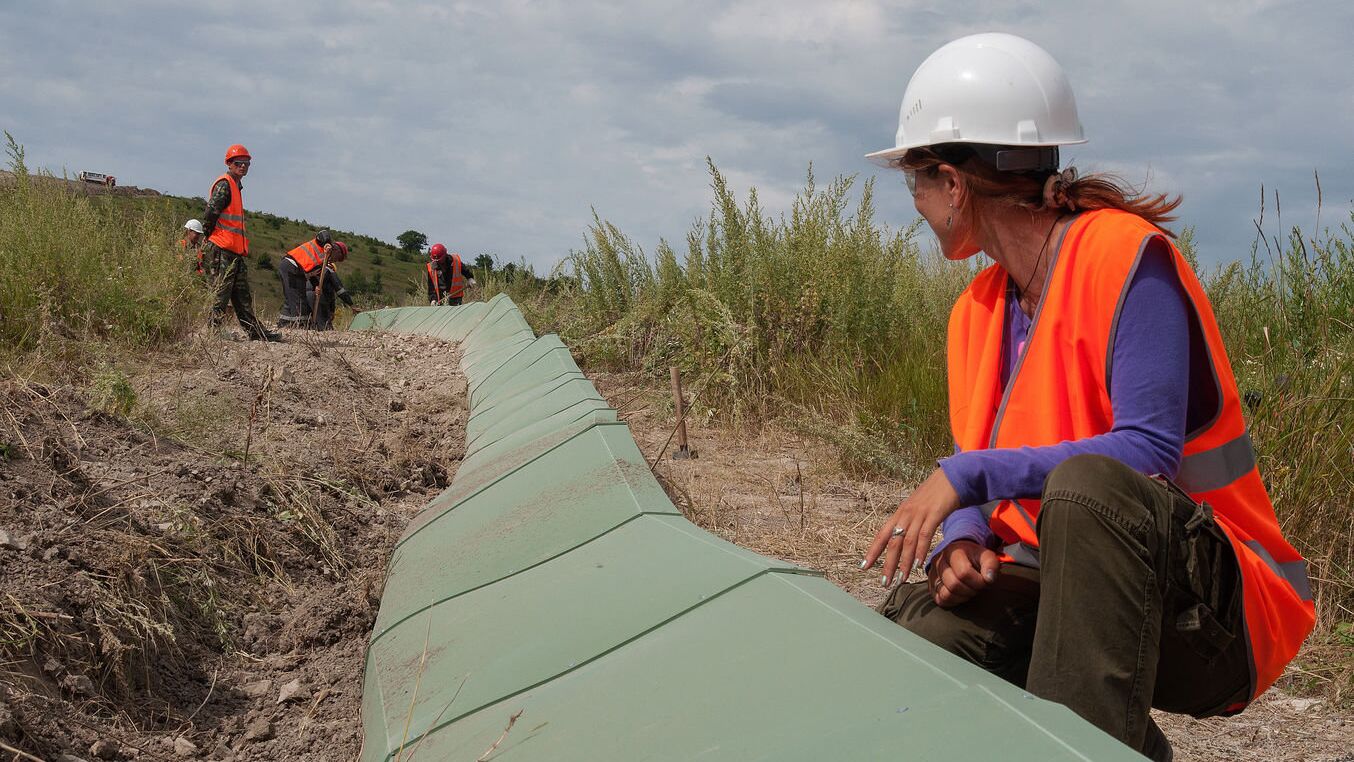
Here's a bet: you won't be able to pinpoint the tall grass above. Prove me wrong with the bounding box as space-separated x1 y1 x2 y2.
502 160 975 472
504 160 1354 620
1204 186 1354 624
0 133 200 370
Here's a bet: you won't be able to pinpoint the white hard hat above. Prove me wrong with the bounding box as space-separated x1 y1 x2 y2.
184 219 205 234
867 33 1086 165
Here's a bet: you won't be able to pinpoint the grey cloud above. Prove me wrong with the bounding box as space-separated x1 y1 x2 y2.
1 0 1350 271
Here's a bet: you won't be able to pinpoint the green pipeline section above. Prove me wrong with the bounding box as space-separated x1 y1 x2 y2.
351 295 1144 762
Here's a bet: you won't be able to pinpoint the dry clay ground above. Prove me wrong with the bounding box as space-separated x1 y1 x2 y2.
0 329 466 761
589 371 1354 762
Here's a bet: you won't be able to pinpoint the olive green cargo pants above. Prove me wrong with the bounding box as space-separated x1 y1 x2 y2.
878 455 1251 761
205 243 267 338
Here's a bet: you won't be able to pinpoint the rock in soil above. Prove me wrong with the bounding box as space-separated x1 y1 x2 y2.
242 716 275 743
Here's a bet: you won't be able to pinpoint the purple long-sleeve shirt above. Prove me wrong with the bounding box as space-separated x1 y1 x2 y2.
930 238 1191 561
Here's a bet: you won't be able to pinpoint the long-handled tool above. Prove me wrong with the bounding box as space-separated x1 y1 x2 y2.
309 245 333 327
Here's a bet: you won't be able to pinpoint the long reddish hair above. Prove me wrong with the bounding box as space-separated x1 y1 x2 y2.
900 144 1182 236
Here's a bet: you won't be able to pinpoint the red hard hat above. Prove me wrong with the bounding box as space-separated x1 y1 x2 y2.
332 241 349 260
429 243 447 259
224 144 251 163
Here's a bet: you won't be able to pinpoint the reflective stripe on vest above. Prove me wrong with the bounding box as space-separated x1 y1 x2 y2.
1175 430 1257 494
287 239 324 274
206 174 248 255
946 208 1314 705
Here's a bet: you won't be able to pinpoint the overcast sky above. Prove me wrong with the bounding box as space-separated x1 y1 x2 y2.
2 1 1350 270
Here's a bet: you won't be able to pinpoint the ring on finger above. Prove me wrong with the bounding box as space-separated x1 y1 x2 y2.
891 525 906 538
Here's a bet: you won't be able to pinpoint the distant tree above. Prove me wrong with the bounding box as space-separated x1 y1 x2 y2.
396 230 427 254
371 252 384 267
256 252 273 270
370 271 384 294
502 262 518 280
474 253 495 273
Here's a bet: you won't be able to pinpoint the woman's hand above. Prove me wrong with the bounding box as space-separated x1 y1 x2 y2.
862 468 962 586
928 539 1000 607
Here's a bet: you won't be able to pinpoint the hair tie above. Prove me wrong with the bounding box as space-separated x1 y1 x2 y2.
1043 167 1079 211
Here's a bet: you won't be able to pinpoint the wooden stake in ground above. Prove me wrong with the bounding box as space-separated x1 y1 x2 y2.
669 366 696 460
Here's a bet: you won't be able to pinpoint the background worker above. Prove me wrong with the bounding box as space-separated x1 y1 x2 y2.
860 34 1313 762
277 230 338 324
425 242 474 305
200 144 280 341
180 219 205 276
313 260 360 330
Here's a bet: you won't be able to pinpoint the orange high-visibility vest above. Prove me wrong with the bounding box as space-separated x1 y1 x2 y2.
287 238 325 274
947 208 1313 709
448 253 466 298
206 174 248 255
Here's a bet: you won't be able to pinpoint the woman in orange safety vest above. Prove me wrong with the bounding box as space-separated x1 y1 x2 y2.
860 34 1313 761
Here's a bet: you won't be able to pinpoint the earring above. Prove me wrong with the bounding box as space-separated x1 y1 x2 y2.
946 203 953 230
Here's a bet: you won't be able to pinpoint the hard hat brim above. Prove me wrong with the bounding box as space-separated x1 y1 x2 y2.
865 137 1088 168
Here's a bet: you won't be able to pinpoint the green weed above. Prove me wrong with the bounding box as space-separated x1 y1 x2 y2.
90 366 137 417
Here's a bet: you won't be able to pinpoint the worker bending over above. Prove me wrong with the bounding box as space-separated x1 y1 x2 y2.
200 144 280 341
426 243 474 305
278 231 344 324
861 34 1312 762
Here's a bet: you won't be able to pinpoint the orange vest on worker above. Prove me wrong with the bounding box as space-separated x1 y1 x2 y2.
206 174 248 255
946 208 1314 709
287 238 325 274
180 239 204 274
427 255 466 300
447 254 466 298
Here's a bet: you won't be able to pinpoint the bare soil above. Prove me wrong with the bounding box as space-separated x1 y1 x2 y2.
0 329 465 761
592 370 1354 762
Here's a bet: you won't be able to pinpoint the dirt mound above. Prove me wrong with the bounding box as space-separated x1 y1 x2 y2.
0 329 465 761
0 170 161 198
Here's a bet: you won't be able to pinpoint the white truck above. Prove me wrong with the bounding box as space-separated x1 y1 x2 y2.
77 170 116 188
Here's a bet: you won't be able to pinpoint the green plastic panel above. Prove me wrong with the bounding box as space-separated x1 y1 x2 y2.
378 572 1141 762
367 515 800 749
351 300 1144 762
466 399 616 457
376 425 680 635
466 377 605 443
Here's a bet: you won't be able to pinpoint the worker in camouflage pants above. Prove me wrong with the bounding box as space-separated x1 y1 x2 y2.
200 144 280 341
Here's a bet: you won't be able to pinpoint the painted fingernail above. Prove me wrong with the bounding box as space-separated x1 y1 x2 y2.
912 559 922 572
881 575 890 587
860 559 869 570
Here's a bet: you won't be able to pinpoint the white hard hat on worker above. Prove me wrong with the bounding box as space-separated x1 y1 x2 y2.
867 32 1085 163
